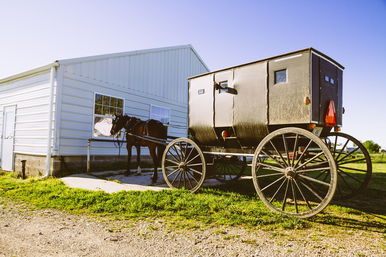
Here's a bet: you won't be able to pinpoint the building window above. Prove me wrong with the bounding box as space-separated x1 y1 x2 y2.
93 93 124 137
274 69 287 84
150 105 170 125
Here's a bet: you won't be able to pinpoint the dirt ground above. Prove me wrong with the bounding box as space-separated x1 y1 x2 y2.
0 200 384 257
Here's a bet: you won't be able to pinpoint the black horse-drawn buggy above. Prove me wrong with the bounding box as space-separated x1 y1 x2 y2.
112 48 372 218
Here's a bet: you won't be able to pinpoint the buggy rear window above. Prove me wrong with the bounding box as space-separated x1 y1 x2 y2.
274 69 287 84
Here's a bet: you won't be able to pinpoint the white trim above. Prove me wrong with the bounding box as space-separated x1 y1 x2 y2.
274 54 303 62
54 65 64 156
0 63 55 85
45 65 58 176
1 105 17 171
311 51 344 71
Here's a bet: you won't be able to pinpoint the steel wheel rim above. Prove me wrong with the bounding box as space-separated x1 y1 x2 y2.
325 132 372 200
252 128 337 218
214 156 246 182
162 138 206 193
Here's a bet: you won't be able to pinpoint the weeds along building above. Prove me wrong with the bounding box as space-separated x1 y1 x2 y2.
0 45 209 176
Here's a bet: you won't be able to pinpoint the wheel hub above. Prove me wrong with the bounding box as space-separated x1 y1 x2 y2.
178 162 188 171
284 167 297 179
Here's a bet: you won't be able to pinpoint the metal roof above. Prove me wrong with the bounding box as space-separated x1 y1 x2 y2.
0 45 209 84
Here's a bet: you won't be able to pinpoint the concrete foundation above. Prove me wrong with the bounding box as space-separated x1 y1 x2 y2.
14 153 153 177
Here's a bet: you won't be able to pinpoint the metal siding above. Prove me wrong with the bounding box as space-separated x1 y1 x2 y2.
58 47 207 156
0 71 52 157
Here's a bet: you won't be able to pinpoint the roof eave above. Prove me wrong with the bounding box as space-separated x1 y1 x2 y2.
0 62 58 84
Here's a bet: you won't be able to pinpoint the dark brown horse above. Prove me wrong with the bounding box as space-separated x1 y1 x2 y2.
110 114 167 183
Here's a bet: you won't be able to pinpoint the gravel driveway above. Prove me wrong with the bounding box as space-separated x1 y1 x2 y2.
0 200 384 257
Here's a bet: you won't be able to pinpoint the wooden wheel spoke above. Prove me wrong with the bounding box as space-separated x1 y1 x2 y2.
171 171 182 186
293 179 312 210
292 133 299 167
261 150 286 168
269 179 287 203
338 169 362 184
337 171 354 190
258 163 284 173
290 180 299 213
269 140 289 167
256 173 283 178
185 172 194 189
171 146 182 161
165 159 179 165
282 134 290 166
282 180 290 211
294 139 313 167
185 154 201 165
261 176 285 192
336 139 349 160
295 152 324 170
189 167 203 175
339 166 368 173
297 166 330 174
186 170 199 184
168 150 180 162
298 174 331 187
166 169 179 177
337 147 360 163
298 180 324 201
338 158 366 165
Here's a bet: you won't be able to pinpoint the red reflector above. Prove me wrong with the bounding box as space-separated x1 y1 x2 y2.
221 130 229 138
325 100 336 127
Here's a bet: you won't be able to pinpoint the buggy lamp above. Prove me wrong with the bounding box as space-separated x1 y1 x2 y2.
325 100 337 127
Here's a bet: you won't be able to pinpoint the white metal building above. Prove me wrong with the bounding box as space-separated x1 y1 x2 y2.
0 45 209 176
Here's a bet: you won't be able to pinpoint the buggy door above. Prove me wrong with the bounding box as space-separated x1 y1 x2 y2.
319 58 343 125
214 70 234 128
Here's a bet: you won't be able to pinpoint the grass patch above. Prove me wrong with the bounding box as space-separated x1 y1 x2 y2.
0 162 385 233
0 171 305 230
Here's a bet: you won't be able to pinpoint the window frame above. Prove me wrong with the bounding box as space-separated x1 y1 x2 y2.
149 104 171 125
92 92 125 139
274 69 288 84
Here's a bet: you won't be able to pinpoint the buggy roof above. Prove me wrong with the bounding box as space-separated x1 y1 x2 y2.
188 48 344 80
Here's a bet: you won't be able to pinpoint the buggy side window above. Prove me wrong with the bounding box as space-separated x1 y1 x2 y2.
274 69 287 84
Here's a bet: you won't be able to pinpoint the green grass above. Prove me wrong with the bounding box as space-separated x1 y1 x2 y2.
370 153 386 163
0 163 385 232
0 171 305 230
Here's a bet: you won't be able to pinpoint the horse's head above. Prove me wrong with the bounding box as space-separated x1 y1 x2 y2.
110 114 126 136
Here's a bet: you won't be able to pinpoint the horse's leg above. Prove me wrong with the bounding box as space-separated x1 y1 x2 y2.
135 145 142 176
126 144 132 176
149 144 158 183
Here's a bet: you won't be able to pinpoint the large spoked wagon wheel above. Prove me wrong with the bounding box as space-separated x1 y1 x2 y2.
252 127 337 218
324 132 372 200
213 156 247 183
161 138 206 193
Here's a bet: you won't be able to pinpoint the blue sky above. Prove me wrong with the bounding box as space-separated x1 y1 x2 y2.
1 0 385 148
